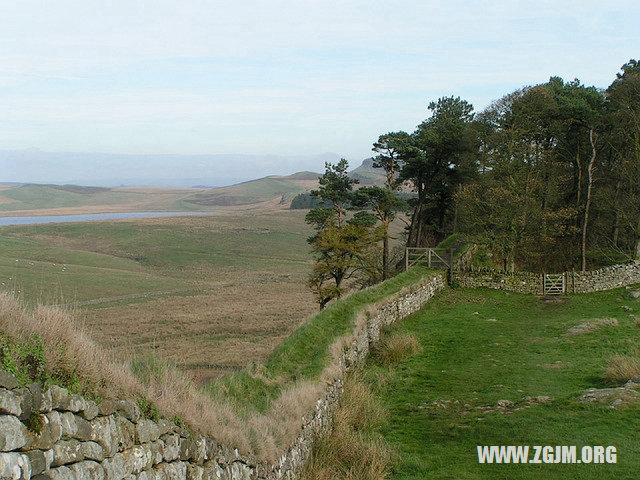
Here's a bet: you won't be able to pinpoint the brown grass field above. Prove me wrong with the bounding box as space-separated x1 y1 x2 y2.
0 209 318 382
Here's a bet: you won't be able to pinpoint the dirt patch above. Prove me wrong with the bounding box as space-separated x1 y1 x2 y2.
419 396 552 416
565 318 618 335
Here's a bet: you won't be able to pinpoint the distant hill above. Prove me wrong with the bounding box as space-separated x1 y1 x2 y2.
0 184 203 214
349 158 384 184
183 159 387 208
0 158 389 214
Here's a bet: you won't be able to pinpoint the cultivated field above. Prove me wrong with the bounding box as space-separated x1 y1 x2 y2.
0 210 317 382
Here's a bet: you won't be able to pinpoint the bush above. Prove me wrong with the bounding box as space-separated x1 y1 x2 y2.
604 356 640 384
302 375 394 480
378 334 422 365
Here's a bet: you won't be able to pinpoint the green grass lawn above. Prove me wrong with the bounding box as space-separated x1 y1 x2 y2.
363 286 640 479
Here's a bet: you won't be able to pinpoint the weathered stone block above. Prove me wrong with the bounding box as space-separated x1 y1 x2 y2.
156 420 173 437
38 465 76 480
150 440 164 465
201 461 224 480
0 371 18 390
123 445 152 474
186 464 203 480
90 416 117 457
103 453 127 480
51 386 86 413
60 411 78 438
75 416 93 442
52 439 84 467
98 400 117 417
160 435 179 463
26 449 47 476
135 419 160 444
80 441 105 462
179 438 195 461
115 417 136 452
116 402 141 423
0 452 31 480
70 460 105 480
82 402 100 421
0 388 22 416
154 462 186 480
0 415 28 452
16 388 33 421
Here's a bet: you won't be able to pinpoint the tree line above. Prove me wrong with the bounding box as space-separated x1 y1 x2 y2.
305 60 640 308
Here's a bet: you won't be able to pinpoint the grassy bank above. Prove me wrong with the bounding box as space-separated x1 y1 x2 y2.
203 266 434 412
333 286 640 479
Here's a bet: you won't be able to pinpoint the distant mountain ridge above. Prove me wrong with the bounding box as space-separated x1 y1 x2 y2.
0 156 387 212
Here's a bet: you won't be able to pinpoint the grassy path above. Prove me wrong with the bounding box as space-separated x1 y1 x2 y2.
365 287 640 479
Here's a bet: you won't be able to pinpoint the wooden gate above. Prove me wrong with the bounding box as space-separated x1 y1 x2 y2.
405 248 450 270
543 273 566 295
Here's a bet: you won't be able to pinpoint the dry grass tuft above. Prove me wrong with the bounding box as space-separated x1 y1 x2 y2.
0 292 141 400
302 375 394 480
378 333 423 365
604 355 640 384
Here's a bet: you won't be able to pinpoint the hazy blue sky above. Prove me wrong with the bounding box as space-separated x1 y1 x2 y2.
1 0 638 168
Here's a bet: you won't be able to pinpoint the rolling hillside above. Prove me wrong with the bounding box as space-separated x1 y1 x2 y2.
0 159 388 215
182 158 387 207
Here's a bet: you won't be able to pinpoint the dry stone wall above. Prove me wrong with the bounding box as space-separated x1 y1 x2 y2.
451 270 543 295
567 262 640 293
452 261 640 295
0 273 447 480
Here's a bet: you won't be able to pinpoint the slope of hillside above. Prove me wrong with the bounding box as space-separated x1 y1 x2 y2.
349 157 385 184
183 176 312 207
0 184 207 215
0 159 389 214
183 159 387 208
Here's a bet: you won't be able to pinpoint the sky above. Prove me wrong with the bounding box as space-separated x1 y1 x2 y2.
0 0 639 179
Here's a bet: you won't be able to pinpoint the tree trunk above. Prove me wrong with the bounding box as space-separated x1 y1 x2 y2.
636 216 640 261
581 129 596 272
407 195 425 248
382 221 389 280
612 178 623 246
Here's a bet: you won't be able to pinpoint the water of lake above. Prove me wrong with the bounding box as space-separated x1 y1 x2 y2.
0 211 215 227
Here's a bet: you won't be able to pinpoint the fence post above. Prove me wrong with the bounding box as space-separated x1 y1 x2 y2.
428 249 432 268
405 248 409 271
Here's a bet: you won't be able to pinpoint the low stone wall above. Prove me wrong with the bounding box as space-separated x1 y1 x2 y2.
452 270 543 295
568 262 640 293
0 272 447 480
452 261 640 295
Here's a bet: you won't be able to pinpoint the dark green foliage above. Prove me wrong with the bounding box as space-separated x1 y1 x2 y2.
290 192 332 209
382 60 640 272
0 333 48 386
138 397 161 422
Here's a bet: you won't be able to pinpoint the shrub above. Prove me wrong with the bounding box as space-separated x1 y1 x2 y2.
302 375 394 480
378 334 422 365
604 356 640 384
